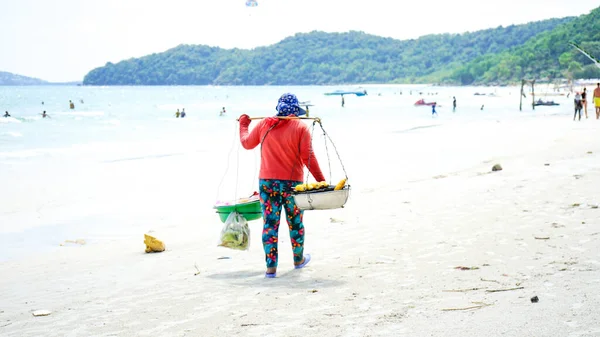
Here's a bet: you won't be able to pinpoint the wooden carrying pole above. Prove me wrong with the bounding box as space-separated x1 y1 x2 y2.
237 116 321 122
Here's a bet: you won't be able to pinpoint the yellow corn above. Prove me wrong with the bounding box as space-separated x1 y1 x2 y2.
334 178 347 190
294 184 307 192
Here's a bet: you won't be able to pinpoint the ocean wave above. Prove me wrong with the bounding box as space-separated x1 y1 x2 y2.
21 116 41 121
102 119 121 126
52 111 105 117
393 124 442 133
0 117 22 124
1 131 23 137
104 152 185 163
0 142 118 159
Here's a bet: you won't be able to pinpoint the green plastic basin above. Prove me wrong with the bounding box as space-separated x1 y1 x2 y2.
214 200 263 223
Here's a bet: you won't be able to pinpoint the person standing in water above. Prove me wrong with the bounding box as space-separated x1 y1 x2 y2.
341 95 345 108
41 111 49 118
181 108 186 118
220 107 226 116
69 100 75 110
452 96 457 112
238 93 325 278
431 103 437 117
175 109 180 118
4 111 10 118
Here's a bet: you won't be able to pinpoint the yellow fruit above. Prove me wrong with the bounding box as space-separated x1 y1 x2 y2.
334 178 347 190
318 181 329 189
295 184 307 192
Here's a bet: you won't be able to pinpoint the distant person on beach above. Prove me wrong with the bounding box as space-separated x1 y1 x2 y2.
431 103 437 117
574 92 583 121
220 107 226 116
69 100 75 110
452 96 457 112
238 93 325 278
341 95 345 107
594 83 600 119
481 105 484 111
175 109 180 118
581 87 588 118
181 108 186 118
4 111 10 117
41 111 49 118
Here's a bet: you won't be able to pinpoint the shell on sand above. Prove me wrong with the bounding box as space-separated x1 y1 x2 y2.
32 310 52 317
60 239 86 246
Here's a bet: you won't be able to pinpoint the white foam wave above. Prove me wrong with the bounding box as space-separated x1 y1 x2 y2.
1 131 23 137
157 117 186 122
53 111 105 117
22 116 41 121
103 119 121 126
0 117 22 124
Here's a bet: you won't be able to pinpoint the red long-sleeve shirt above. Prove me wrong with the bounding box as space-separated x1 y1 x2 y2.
240 118 326 182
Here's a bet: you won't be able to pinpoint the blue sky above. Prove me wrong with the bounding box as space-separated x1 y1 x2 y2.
1 0 598 82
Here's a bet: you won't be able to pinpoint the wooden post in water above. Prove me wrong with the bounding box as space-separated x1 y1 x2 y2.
520 80 525 111
520 79 536 111
531 80 536 110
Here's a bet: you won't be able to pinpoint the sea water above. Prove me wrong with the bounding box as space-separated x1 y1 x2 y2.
0 85 576 261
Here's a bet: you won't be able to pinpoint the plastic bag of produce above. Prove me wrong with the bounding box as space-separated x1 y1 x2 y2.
218 212 250 250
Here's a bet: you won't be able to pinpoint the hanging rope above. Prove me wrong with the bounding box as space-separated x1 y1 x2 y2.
215 121 261 204
319 122 348 180
320 121 333 183
303 119 348 184
215 122 240 202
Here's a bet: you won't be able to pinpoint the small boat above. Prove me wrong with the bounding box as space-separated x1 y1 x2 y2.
533 100 560 106
324 90 367 97
414 99 436 106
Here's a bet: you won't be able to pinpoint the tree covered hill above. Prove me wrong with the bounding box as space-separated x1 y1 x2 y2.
448 6 600 84
83 15 579 86
0 71 48 85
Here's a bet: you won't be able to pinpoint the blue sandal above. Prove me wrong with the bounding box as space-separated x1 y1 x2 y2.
294 254 311 269
265 272 276 278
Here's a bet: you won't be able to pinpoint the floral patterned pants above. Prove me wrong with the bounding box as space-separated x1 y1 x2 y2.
259 179 305 268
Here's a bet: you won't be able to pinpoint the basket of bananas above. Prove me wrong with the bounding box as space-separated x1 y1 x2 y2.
292 178 350 210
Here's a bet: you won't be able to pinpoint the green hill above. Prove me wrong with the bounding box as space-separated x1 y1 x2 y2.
83 14 583 86
0 71 48 85
448 6 600 84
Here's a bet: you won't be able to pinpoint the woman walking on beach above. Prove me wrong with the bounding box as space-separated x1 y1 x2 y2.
594 83 600 120
581 87 588 118
239 93 325 278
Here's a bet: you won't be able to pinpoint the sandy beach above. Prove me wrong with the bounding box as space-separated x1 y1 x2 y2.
2 109 600 336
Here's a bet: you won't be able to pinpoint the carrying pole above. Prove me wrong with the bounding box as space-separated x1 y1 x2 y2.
237 116 321 123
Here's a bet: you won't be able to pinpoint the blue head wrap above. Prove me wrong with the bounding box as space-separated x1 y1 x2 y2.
275 93 306 117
